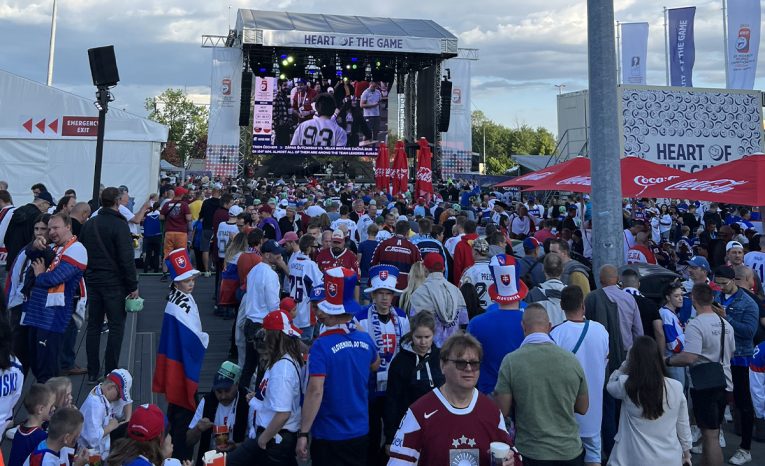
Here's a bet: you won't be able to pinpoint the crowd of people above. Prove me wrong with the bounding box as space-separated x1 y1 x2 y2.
0 174 764 466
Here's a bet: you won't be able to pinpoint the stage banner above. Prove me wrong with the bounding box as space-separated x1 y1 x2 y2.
668 7 696 87
206 47 242 178
621 23 649 85
726 0 761 89
440 58 472 178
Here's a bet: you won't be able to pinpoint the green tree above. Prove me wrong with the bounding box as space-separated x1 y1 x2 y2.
471 111 556 175
145 89 208 166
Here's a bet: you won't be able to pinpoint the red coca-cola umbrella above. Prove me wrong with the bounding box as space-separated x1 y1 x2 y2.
518 156 685 197
374 143 390 193
640 154 765 205
415 138 434 202
495 157 590 188
391 140 409 196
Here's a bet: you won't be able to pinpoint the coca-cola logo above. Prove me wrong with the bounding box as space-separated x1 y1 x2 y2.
521 171 554 181
556 176 591 186
665 178 748 193
416 167 432 183
633 175 680 187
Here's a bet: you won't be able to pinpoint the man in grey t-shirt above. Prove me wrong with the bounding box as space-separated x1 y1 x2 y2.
667 283 735 466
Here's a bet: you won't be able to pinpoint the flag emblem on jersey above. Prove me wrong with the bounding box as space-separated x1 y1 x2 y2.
488 254 528 304
319 267 360 315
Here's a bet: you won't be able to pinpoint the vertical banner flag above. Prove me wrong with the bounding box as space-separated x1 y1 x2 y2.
726 0 761 89
439 58 473 178
621 23 650 85
668 7 696 87
205 47 243 178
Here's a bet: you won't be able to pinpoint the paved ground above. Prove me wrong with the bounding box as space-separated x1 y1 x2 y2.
3 273 765 463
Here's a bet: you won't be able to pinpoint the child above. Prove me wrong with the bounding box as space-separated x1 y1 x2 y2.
106 404 173 466
79 369 132 458
24 407 86 466
8 384 55 466
45 377 73 410
0 316 24 437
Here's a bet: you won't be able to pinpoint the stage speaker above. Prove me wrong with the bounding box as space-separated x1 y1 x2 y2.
239 71 253 127
439 80 452 132
416 67 436 143
87 46 119 87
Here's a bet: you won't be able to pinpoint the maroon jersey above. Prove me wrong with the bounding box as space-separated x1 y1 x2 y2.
388 388 515 466
371 235 421 289
315 247 358 275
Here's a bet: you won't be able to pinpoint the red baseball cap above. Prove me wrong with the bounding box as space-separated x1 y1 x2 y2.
423 253 445 272
279 297 297 313
263 310 302 338
127 404 166 442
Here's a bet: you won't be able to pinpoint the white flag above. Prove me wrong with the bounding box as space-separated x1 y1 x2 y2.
621 23 649 85
726 0 761 89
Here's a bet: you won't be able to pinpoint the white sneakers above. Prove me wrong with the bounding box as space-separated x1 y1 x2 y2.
728 449 752 465
691 425 702 443
689 430 727 455
720 430 727 448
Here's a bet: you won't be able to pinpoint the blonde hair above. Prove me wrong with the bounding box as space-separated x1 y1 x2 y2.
399 261 427 315
225 232 249 264
45 377 73 408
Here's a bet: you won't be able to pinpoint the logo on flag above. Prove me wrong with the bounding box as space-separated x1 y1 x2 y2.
327 282 338 297
175 256 186 269
379 270 388 281
501 274 511 286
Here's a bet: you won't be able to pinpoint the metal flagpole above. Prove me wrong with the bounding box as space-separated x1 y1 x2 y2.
616 21 622 84
722 0 730 87
46 0 58 86
588 0 624 272
664 7 670 86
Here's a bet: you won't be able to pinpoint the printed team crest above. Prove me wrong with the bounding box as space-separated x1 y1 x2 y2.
175 256 187 269
500 274 512 286
379 270 389 281
327 282 338 297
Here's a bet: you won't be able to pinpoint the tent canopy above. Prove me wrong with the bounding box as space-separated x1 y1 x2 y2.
236 9 458 56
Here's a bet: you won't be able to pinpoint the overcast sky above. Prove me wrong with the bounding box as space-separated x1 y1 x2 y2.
0 0 761 136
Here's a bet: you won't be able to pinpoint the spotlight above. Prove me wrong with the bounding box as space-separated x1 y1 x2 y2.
282 60 289 66
352 64 357 69
376 61 381 67
259 68 267 73
280 54 287 59
346 65 351 69
351 57 358 62
287 56 294 63
279 73 286 79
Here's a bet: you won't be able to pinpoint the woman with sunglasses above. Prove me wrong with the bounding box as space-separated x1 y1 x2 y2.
388 334 518 466
383 312 444 455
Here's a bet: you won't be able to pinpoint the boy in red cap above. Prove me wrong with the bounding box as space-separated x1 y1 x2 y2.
108 404 173 466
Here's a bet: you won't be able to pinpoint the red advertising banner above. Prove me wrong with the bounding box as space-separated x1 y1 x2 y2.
62 116 99 136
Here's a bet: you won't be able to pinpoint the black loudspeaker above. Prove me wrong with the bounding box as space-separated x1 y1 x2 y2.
239 71 253 127
416 67 436 143
439 80 452 132
87 46 119 87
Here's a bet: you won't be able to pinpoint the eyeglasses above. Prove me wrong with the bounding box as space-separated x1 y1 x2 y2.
447 359 481 371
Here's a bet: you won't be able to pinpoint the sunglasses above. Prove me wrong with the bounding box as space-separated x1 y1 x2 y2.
447 359 481 371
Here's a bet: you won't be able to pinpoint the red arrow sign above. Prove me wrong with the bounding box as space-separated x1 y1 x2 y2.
22 118 33 133
35 119 46 133
48 119 58 134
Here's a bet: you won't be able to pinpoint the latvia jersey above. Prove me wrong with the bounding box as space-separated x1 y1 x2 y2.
355 305 410 394
290 117 348 147
388 388 515 466
745 251 765 285
288 252 323 328
459 261 492 310
626 244 657 265
371 235 422 289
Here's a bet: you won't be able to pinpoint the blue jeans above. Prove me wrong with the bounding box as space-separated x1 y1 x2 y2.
59 319 78 370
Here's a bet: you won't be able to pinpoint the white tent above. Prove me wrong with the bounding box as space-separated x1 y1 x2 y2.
0 69 168 206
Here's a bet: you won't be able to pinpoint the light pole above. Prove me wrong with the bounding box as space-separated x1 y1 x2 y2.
46 0 58 86
555 84 566 95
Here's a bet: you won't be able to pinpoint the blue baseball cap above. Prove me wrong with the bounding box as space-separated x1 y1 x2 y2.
309 285 325 302
687 256 711 273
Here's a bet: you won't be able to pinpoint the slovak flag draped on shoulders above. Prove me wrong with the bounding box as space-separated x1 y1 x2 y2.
153 288 209 411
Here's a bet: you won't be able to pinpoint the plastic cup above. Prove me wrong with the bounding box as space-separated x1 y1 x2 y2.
490 442 510 465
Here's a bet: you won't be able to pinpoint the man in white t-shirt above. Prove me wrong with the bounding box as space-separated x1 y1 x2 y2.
551 285 609 466
288 235 323 342
744 235 765 285
330 205 357 244
360 81 382 140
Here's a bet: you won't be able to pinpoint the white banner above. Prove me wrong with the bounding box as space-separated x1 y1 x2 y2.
621 23 649 85
259 30 444 55
620 86 764 172
206 48 243 178
726 0 761 89
440 58 473 177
